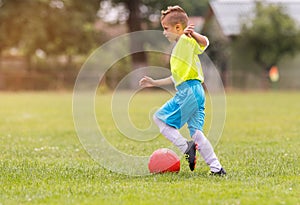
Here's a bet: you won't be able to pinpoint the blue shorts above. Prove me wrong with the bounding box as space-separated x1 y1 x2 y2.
155 80 205 137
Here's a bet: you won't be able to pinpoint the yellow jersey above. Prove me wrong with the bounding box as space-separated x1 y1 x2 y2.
170 34 208 86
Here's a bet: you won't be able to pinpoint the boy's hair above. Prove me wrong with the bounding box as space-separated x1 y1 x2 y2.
161 5 188 28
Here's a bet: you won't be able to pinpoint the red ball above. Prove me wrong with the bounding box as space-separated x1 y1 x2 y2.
148 148 180 174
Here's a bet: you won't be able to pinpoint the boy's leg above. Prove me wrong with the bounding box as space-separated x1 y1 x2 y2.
153 115 188 153
192 130 222 172
153 115 197 171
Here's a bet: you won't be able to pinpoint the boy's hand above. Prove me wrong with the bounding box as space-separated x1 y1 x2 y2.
184 24 195 38
139 76 155 88
184 24 209 47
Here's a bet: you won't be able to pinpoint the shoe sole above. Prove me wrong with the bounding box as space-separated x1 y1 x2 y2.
188 143 198 171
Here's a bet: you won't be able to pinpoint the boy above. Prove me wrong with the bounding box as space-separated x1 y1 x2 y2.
139 6 226 175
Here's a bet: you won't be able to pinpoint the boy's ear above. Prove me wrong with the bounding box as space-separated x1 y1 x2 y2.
175 24 182 31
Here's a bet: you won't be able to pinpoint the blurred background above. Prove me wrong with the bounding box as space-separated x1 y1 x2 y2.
0 0 300 91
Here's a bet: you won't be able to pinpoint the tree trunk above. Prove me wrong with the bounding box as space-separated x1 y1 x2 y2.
124 0 147 89
220 60 228 88
0 50 3 89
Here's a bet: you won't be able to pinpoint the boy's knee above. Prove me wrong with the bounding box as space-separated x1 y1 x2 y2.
153 114 159 125
192 130 205 142
153 115 166 133
153 114 157 121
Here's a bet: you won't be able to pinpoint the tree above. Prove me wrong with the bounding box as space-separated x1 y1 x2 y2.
239 2 300 87
0 0 101 71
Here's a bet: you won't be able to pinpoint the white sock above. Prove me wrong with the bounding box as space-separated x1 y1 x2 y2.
153 116 188 153
192 130 222 172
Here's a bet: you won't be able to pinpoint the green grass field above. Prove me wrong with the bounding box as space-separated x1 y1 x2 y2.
0 91 299 205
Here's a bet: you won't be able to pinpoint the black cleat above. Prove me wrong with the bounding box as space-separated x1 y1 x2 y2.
210 167 227 176
184 141 197 171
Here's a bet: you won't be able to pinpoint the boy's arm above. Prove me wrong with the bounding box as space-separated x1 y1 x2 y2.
184 24 209 48
139 76 173 88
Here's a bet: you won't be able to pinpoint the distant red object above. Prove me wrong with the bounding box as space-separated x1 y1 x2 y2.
148 148 180 174
269 66 279 82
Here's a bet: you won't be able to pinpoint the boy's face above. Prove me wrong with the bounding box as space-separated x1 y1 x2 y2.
161 17 182 42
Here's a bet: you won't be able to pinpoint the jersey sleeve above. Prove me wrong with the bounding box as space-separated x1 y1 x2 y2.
195 35 209 55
